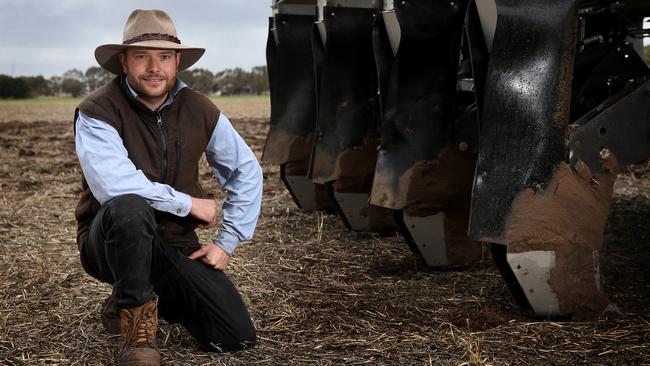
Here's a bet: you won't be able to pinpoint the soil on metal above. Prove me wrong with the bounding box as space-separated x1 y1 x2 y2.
261 129 314 165
0 100 649 365
370 148 476 214
504 161 617 317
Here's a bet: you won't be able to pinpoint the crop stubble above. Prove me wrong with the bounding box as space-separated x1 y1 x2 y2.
0 98 649 365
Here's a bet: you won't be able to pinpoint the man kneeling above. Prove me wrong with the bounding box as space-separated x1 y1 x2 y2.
74 9 262 365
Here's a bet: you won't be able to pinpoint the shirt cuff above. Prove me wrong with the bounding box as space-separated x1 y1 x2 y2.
213 230 239 256
173 191 192 217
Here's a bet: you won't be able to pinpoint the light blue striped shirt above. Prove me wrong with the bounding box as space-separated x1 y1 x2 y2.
75 78 262 256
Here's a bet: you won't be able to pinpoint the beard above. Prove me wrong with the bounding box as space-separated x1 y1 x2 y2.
127 73 175 101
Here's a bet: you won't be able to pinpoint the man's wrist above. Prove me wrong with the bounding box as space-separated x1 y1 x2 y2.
175 191 192 217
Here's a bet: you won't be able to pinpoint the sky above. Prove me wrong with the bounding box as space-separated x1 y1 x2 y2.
0 0 272 77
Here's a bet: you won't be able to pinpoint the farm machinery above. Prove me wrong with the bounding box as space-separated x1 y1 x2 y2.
263 0 650 318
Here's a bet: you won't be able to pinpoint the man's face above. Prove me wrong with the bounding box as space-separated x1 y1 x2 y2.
118 48 181 109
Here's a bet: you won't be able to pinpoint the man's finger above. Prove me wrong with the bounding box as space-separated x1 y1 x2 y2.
188 247 207 260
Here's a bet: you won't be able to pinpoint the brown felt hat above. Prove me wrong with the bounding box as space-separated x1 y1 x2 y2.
95 9 205 75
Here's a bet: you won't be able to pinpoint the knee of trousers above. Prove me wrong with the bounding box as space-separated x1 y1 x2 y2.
209 323 257 352
206 331 257 353
102 194 156 231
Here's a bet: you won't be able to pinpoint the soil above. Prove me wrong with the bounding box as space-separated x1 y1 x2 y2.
0 99 648 365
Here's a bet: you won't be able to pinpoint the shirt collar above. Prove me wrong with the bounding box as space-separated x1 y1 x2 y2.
124 77 187 110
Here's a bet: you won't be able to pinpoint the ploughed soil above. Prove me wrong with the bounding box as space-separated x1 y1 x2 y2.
0 98 648 365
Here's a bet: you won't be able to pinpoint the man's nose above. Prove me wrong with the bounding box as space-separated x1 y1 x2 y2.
146 57 160 72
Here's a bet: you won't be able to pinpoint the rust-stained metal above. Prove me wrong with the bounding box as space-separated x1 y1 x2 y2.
369 0 470 211
309 6 380 184
309 4 395 233
265 4 338 211
368 0 479 264
281 159 334 212
264 10 318 165
502 162 620 318
264 129 314 166
264 0 650 318
466 0 629 318
468 0 581 243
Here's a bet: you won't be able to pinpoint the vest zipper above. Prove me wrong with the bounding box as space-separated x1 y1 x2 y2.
156 113 168 183
171 140 181 186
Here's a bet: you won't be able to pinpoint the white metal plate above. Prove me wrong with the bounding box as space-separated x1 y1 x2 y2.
507 250 561 316
402 213 448 267
332 191 373 231
284 174 323 211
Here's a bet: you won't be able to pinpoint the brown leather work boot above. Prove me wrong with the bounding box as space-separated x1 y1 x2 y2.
117 297 160 366
101 290 121 334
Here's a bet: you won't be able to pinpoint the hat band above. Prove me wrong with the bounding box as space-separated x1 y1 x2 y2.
123 33 181 45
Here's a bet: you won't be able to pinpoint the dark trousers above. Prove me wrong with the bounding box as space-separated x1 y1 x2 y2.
81 194 256 351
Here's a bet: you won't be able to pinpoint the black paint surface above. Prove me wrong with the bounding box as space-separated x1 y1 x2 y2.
469 0 580 242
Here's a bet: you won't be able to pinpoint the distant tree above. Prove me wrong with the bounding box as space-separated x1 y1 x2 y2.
60 69 87 97
178 70 190 83
0 75 12 98
47 76 63 96
250 65 269 95
61 78 86 97
178 68 215 95
215 68 251 95
211 66 269 95
63 68 85 82
85 66 113 92
0 75 29 99
0 75 10 98
18 75 48 97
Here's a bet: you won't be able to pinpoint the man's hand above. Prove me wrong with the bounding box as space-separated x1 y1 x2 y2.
190 197 217 229
188 243 230 270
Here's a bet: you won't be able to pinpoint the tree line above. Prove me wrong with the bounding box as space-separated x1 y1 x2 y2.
0 65 269 99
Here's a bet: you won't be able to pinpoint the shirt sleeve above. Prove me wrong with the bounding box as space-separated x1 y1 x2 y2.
206 113 263 256
75 111 192 216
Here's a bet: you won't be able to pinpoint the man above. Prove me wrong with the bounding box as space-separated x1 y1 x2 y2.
74 9 262 365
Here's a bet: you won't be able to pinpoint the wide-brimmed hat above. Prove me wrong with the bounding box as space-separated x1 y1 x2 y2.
95 9 205 75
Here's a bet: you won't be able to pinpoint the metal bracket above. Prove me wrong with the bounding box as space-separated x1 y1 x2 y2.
321 0 381 9
274 0 318 15
569 78 650 173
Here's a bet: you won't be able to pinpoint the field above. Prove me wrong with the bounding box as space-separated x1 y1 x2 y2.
0 96 649 365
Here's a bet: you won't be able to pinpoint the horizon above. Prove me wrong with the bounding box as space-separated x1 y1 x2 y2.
0 64 268 79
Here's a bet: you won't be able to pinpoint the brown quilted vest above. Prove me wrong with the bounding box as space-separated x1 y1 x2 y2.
74 76 220 250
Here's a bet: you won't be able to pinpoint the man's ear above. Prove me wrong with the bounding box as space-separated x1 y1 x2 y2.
176 51 182 70
118 51 128 73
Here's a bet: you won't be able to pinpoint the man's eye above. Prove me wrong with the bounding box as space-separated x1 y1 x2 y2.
161 55 171 60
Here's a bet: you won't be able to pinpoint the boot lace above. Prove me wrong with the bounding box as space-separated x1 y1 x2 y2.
120 302 157 350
